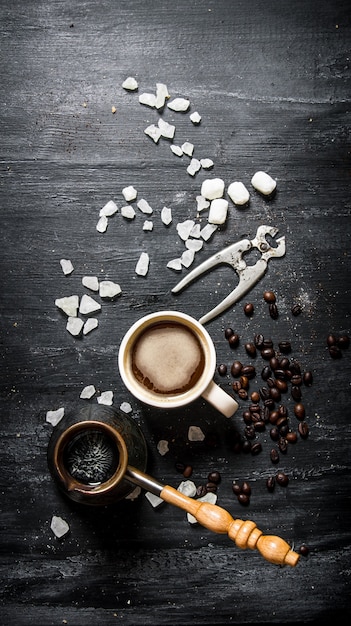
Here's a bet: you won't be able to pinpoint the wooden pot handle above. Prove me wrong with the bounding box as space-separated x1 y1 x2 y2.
161 485 299 567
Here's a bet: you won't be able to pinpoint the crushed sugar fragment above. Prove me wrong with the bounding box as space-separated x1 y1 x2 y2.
158 118 175 139
143 220 153 231
157 440 169 456
139 92 156 107
50 515 70 538
200 223 217 241
122 76 138 91
55 295 79 317
196 195 210 212
80 385 96 399
161 206 172 225
251 171 276 195
79 294 101 315
176 219 195 241
187 158 201 176
167 98 190 112
155 82 169 109
170 145 183 157
227 181 250 206
177 480 197 497
186 238 203 252
201 178 225 200
121 205 136 220
122 186 137 202
190 111 201 124
83 318 98 335
96 215 108 233
167 258 182 271
120 401 132 413
97 390 114 406
144 124 162 143
135 252 150 276
137 198 153 214
66 316 84 336
181 248 195 268
100 200 118 217
60 259 74 275
82 276 99 291
181 141 194 157
99 280 121 299
200 158 213 169
46 407 65 426
208 198 229 225
188 425 205 441
145 491 164 508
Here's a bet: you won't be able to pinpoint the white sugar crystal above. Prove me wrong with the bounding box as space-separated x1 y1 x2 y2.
201 178 225 200
177 480 197 497
176 219 195 241
96 215 108 233
121 205 136 219
188 425 205 442
139 92 156 107
60 259 74 275
190 111 201 124
120 401 132 413
50 515 69 538
137 198 153 214
135 252 149 276
82 276 98 291
181 141 194 157
200 223 217 241
200 158 214 169
83 318 98 335
157 439 169 456
122 186 137 202
186 238 203 252
55 295 79 317
167 258 182 271
144 124 161 143
158 118 175 139
208 198 229 225
99 280 121 298
97 390 114 406
190 223 201 238
145 491 164 508
181 248 195 268
161 206 172 225
46 407 65 426
79 294 101 315
155 82 169 109
125 486 141 500
122 76 138 91
187 158 201 176
66 316 84 336
143 220 153 231
100 200 118 217
196 195 210 212
228 181 250 206
167 98 190 112
251 171 277 195
80 385 96 399
187 492 218 524
170 144 183 157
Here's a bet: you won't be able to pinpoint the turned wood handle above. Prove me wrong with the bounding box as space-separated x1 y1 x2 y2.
161 485 299 567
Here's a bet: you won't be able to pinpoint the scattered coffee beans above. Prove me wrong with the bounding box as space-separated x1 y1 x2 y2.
326 332 350 358
224 327 234 339
232 480 251 505
244 302 254 317
263 290 276 303
266 476 275 492
208 471 221 484
291 303 302 316
217 363 227 376
269 302 279 319
276 471 289 487
228 333 240 348
299 544 310 557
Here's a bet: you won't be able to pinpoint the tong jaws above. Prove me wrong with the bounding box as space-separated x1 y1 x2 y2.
172 225 286 324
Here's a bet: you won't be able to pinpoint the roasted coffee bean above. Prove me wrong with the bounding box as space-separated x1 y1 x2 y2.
196 484 207 498
270 448 280 464
254 333 265 349
280 357 290 370
276 416 288 429
206 482 218 493
239 375 249 389
241 365 256 379
254 420 266 431
217 363 227 376
232 482 242 496
278 404 288 417
267 377 276 388
275 379 288 393
278 437 288 453
279 341 291 354
276 471 289 487
231 360 243 377
269 356 279 370
270 427 280 441
298 421 309 438
232 381 242 393
263 406 270 423
250 442 262 455
291 374 302 386
285 369 293 380
269 386 281 402
245 342 257 357
286 431 298 444
243 410 252 424
279 424 289 437
269 303 279 319
242 440 252 453
329 345 342 359
266 476 275 492
208 471 221 484
244 425 256 439
175 462 186 473
228 333 240 348
294 402 305 420
291 385 302 402
269 410 279 424
261 347 275 360
261 365 272 380
264 398 275 409
225 327 234 339
251 391 260 403
299 544 310 557
263 338 274 349
263 290 276 303
274 369 286 380
238 493 250 506
249 403 261 414
183 465 193 478
326 334 337 346
303 371 313 386
291 303 302 316
244 302 254 317
259 386 270 400
238 388 248 400
290 360 301 375
338 334 350 349
242 481 251 496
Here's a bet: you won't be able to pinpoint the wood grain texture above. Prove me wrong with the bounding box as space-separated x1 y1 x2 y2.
1 1 350 624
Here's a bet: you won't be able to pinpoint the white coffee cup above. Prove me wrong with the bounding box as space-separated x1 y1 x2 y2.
118 311 238 418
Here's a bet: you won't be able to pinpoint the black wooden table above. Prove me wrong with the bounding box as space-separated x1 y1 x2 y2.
1 1 350 624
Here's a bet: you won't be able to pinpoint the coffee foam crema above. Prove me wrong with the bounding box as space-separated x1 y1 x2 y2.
131 322 205 395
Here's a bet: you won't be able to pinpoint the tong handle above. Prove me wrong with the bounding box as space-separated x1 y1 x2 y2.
161 485 299 567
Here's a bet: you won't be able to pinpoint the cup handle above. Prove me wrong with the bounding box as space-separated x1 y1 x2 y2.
201 380 238 418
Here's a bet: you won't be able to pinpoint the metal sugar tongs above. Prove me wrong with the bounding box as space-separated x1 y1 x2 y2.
172 225 286 324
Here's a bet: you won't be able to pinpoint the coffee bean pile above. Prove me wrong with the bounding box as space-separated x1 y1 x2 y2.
326 333 350 359
232 480 251 506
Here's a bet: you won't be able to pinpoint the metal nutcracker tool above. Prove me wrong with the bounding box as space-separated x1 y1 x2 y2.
172 225 286 324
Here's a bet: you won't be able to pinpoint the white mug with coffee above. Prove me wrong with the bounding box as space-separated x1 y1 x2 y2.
118 311 238 418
